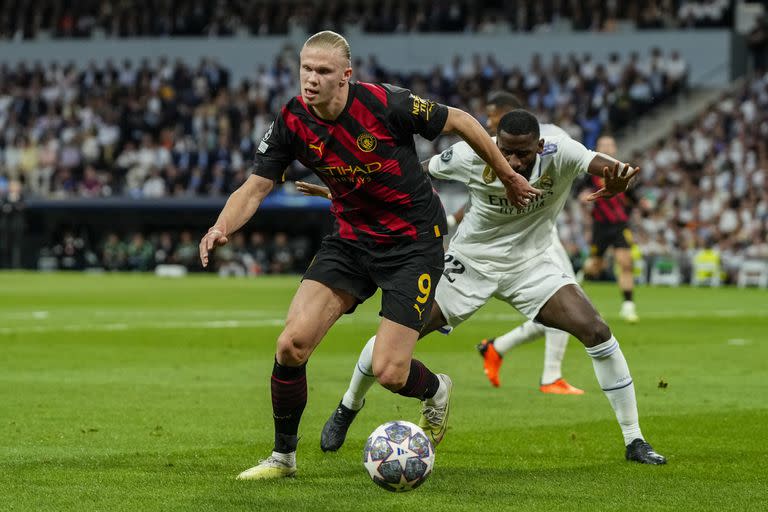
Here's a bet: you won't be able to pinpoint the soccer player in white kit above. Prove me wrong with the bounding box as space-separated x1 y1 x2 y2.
305 109 666 464
474 92 584 393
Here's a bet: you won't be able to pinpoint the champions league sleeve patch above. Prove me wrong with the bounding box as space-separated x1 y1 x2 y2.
541 142 558 156
440 148 453 162
257 121 274 154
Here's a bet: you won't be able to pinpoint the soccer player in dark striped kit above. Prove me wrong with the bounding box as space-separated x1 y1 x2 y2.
198 30 541 480
580 135 643 323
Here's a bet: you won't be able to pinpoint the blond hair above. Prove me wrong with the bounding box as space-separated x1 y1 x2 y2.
303 30 351 64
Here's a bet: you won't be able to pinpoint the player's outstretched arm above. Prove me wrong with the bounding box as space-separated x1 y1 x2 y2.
199 174 274 267
585 155 640 201
442 107 541 209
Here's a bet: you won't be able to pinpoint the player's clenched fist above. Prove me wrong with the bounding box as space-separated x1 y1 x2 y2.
499 171 541 209
199 227 229 268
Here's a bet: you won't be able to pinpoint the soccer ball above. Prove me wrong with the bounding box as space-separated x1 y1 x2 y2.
362 420 434 492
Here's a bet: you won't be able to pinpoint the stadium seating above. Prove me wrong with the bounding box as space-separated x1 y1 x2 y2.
0 49 688 200
0 1 733 40
551 71 768 287
649 257 683 287
737 260 768 288
1 7 764 279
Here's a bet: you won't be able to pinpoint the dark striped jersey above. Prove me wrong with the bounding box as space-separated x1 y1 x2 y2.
251 82 449 245
588 174 632 224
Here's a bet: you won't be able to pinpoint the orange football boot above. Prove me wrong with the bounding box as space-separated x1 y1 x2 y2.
476 339 502 387
539 378 585 395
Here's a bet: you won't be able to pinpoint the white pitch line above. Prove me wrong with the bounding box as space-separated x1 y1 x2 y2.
89 309 283 318
0 319 286 334
1 307 765 322
1 309 765 336
0 309 282 320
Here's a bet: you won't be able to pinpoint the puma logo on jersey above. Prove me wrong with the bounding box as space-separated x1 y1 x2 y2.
309 141 324 157
413 303 425 320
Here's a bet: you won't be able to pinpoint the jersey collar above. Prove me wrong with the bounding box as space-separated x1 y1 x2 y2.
528 154 543 183
302 83 356 125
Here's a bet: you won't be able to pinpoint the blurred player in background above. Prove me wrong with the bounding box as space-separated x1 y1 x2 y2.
580 135 641 323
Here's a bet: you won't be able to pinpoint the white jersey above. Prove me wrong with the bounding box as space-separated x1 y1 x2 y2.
429 132 595 274
538 124 570 245
539 123 569 138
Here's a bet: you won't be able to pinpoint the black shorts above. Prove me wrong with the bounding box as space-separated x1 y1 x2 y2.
303 236 444 331
591 222 632 258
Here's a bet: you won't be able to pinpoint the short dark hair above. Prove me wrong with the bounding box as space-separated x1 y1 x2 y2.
487 90 523 110
498 109 540 138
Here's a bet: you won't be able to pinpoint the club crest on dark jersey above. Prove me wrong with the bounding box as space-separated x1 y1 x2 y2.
357 132 377 152
482 165 496 184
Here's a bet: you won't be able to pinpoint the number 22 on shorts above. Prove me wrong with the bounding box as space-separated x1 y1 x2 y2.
412 273 431 320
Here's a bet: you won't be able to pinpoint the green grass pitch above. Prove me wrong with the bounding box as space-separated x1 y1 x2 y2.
1 272 766 511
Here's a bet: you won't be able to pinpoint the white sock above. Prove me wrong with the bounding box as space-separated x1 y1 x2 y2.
424 375 448 405
494 320 546 356
270 450 296 467
586 336 643 445
341 335 377 411
541 328 568 384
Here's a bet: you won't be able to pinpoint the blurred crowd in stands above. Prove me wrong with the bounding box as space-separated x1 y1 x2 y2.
37 229 313 275
0 48 687 198
556 73 768 285
0 0 732 40
1 24 766 284
19 60 768 282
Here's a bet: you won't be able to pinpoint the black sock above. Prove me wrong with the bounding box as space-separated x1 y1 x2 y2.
396 359 440 400
623 289 633 302
271 358 306 453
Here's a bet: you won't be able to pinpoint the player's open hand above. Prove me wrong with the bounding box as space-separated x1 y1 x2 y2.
586 162 639 201
499 171 542 210
295 181 332 199
199 227 229 268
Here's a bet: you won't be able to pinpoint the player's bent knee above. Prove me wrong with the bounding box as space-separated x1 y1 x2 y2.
375 366 408 391
618 257 633 271
580 317 612 347
276 331 311 365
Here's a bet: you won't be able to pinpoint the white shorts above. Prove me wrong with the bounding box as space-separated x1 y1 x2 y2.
549 237 576 279
436 247 577 328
